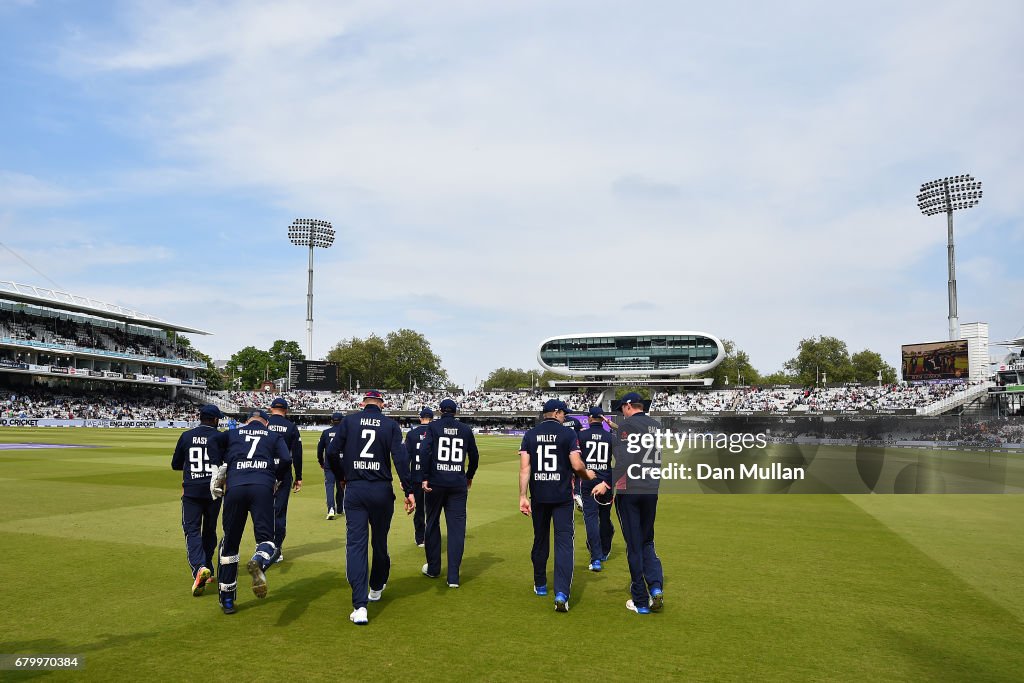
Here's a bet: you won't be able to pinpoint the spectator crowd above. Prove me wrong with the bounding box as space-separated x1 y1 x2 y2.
654 382 987 413
1 386 200 421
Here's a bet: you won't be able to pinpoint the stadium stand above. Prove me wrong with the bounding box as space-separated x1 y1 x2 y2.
215 389 603 415
652 381 989 414
1 386 201 421
0 281 209 391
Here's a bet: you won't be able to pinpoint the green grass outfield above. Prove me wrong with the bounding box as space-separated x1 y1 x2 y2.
1 428 1023 682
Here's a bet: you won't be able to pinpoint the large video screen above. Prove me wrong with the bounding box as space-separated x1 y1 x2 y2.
901 340 969 381
288 360 339 391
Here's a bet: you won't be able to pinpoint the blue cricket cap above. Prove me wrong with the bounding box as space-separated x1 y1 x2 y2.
330 412 344 422
270 397 289 409
199 404 225 419
247 408 270 421
420 407 434 418
542 398 569 413
588 406 605 418
363 390 384 401
620 392 644 406
439 399 457 414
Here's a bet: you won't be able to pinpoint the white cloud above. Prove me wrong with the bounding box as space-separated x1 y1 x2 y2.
18 0 1023 384
0 171 77 207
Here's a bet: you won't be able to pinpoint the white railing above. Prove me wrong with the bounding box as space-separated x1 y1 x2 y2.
917 381 992 416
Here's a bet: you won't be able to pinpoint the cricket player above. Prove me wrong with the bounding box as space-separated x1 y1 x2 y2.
325 390 416 626
403 407 434 547
212 409 291 615
610 392 665 615
519 399 596 612
419 399 479 588
267 397 302 563
170 404 225 596
578 406 617 571
317 412 345 520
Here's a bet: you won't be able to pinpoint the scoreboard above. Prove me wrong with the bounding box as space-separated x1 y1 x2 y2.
288 360 340 391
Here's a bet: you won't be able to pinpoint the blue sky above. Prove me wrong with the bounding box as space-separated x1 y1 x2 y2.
1 0 1022 388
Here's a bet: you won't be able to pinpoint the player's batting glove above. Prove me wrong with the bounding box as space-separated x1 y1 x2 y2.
210 464 228 499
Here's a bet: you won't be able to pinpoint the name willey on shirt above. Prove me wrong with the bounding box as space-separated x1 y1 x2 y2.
533 433 561 481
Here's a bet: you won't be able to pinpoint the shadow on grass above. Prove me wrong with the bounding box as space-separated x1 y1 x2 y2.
270 539 344 575
0 630 161 680
880 624 1024 680
264 571 344 627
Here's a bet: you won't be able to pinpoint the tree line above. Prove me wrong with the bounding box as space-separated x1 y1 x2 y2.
482 336 899 390
206 330 899 392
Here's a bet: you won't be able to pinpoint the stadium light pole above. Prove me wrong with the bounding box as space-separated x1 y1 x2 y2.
917 174 983 341
287 218 335 359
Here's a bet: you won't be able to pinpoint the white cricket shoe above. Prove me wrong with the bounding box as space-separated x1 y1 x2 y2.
327 508 335 520
349 607 368 625
422 563 438 578
368 584 386 601
448 583 459 588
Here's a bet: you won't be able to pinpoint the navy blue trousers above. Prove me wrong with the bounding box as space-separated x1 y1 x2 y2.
581 483 614 562
181 493 221 576
273 473 292 551
531 500 574 598
344 481 395 609
615 494 664 608
324 467 345 513
412 488 425 545
218 484 277 601
423 486 468 584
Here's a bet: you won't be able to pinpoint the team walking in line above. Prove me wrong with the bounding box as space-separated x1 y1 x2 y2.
172 390 665 622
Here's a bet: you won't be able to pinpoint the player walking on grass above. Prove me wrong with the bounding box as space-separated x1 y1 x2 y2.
267 397 302 564
519 399 596 612
611 392 665 615
317 412 345 520
211 409 291 614
578 406 617 571
420 399 479 587
403 407 434 547
170 404 225 597
325 390 416 626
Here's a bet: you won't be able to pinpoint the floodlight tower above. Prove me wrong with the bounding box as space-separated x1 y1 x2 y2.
287 218 335 358
916 174 982 341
